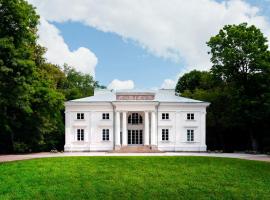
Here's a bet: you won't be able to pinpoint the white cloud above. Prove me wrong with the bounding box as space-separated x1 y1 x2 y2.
29 0 270 73
161 79 176 89
107 79 135 90
37 18 98 76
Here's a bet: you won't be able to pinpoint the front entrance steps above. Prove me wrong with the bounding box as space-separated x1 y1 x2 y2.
110 145 162 153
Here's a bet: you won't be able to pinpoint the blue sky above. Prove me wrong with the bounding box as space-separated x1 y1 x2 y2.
54 22 184 89
30 0 270 89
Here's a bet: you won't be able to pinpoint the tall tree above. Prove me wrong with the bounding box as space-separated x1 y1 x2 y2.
176 23 270 152
0 0 40 152
207 23 270 151
0 0 64 152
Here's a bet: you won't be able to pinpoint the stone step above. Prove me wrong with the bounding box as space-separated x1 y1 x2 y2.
110 145 162 153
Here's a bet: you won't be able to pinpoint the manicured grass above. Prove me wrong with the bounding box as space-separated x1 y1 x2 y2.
0 157 269 200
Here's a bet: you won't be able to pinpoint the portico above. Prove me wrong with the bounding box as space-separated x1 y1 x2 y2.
113 102 158 150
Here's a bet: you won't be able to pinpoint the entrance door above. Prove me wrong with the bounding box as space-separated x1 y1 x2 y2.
128 130 143 145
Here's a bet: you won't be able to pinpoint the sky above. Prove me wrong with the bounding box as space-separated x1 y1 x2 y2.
28 0 270 90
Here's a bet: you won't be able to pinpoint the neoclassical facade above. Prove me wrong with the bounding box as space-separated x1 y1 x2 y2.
64 89 209 152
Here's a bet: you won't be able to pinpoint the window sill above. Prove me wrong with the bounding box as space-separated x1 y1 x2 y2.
75 119 86 121
161 119 171 121
161 140 170 143
74 141 85 144
186 120 196 122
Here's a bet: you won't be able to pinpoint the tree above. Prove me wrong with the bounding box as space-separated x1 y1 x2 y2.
0 0 64 152
176 23 270 152
207 23 270 151
175 70 219 93
0 0 40 152
0 0 104 153
61 64 100 100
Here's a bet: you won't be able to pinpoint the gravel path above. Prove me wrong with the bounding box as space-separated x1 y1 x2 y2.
0 152 269 163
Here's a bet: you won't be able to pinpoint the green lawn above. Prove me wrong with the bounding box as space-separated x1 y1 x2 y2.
0 157 269 200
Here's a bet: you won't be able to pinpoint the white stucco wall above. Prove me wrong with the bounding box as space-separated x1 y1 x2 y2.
157 104 207 151
64 102 207 152
64 103 114 151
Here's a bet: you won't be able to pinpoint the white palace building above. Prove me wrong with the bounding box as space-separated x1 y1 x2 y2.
64 89 210 152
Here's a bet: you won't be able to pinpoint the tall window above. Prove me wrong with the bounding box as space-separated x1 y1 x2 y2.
77 129 84 141
102 113 109 120
77 113 84 120
128 113 143 124
102 129 109 141
162 129 169 141
162 113 169 120
187 113 194 120
187 129 194 142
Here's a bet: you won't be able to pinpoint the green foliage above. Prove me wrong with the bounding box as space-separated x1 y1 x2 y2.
0 157 270 199
61 64 97 100
176 70 217 93
0 0 100 153
176 23 270 152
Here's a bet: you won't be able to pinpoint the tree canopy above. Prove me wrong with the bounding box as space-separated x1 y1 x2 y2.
176 23 270 152
0 0 101 153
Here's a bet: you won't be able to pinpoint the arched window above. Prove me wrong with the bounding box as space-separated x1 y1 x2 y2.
128 113 143 125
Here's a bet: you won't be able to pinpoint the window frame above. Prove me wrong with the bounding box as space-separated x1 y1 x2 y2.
187 129 194 142
128 113 143 125
187 113 194 120
162 129 169 141
102 129 110 141
162 113 169 120
102 113 110 120
77 113 84 120
77 129 84 141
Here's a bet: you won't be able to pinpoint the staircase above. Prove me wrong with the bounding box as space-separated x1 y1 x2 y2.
110 145 162 153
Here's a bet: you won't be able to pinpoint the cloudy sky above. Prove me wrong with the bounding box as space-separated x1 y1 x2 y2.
28 0 270 89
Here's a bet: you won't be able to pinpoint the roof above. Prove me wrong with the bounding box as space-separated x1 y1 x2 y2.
69 89 209 104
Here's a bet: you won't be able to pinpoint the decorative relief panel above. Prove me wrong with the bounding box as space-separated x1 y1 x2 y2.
116 95 155 100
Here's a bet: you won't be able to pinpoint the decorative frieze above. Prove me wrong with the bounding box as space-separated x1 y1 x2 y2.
116 95 155 100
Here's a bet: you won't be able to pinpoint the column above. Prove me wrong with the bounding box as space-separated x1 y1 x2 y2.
64 111 70 145
151 111 157 146
115 111 121 146
200 111 207 151
122 112 127 146
144 111 149 145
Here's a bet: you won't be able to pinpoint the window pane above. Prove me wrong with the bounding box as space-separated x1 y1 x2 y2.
81 132 84 141
81 113 84 119
77 113 80 119
128 130 131 144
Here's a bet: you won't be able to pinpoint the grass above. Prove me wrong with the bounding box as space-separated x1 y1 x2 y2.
0 157 269 200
